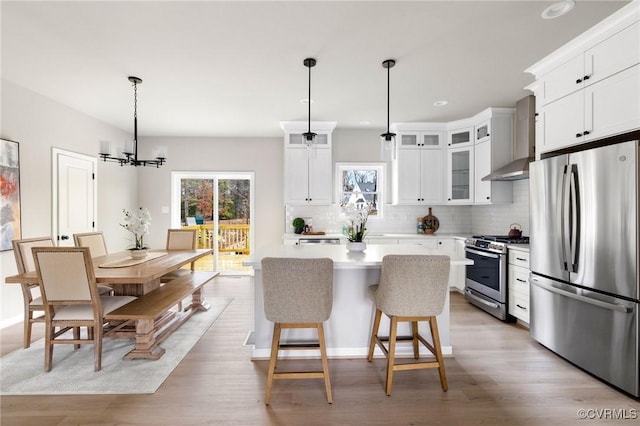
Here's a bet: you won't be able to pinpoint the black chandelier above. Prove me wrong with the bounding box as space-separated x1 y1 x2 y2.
302 57 317 143
99 76 166 167
380 59 396 156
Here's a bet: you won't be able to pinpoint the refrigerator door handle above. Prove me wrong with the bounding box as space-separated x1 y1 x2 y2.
561 164 571 271
569 164 581 272
530 277 632 313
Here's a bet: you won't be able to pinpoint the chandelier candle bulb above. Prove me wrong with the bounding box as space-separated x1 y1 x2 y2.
100 140 113 157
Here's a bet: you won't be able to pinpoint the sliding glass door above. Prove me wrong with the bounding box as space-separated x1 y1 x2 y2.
172 172 254 275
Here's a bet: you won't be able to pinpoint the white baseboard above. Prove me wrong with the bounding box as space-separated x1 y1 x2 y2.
0 315 23 330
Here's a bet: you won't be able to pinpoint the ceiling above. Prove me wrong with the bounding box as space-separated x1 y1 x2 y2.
1 0 630 138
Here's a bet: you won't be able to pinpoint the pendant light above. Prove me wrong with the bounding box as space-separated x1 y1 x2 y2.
380 59 396 160
302 58 317 144
99 76 167 167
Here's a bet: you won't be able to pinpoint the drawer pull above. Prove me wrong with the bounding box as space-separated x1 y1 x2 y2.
516 278 527 283
516 257 527 261
516 304 527 310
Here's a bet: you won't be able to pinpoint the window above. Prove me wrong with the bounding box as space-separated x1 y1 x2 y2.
336 163 385 219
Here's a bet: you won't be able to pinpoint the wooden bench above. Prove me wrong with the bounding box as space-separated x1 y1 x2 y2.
105 270 219 360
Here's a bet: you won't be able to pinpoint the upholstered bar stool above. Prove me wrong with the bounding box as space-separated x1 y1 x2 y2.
367 255 450 395
261 257 334 405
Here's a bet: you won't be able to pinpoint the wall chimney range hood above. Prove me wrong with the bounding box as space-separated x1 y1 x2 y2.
482 95 535 181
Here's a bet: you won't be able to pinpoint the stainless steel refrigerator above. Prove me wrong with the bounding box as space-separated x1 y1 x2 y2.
529 139 639 397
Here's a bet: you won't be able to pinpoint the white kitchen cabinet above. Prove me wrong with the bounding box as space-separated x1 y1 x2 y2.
447 146 473 204
537 21 640 107
473 108 514 205
508 248 530 324
536 64 640 153
282 121 336 205
392 126 446 205
526 8 640 155
447 126 473 147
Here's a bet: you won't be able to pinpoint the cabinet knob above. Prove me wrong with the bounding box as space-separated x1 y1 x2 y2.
576 133 583 138
448 198 451 201
583 75 591 81
59 235 69 241
486 196 490 200
583 130 590 135
576 78 583 84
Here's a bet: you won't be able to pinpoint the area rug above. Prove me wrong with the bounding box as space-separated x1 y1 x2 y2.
0 297 232 395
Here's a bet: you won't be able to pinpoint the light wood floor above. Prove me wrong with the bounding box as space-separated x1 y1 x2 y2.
1 277 638 425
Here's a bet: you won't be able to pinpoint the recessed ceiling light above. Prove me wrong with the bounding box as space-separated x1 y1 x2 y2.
300 98 314 104
433 100 448 107
542 0 575 20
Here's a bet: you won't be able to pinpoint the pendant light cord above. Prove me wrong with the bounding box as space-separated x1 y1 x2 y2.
133 79 138 159
302 58 317 143
381 59 396 141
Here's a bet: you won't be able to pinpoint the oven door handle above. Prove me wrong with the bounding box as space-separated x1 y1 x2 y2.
465 288 500 309
465 248 501 259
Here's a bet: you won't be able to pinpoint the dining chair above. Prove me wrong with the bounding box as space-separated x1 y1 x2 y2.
261 257 334 405
72 231 114 295
73 232 108 258
12 237 55 348
367 255 450 395
32 246 136 372
162 229 198 310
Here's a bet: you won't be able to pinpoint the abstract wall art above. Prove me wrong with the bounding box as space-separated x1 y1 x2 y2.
0 139 21 251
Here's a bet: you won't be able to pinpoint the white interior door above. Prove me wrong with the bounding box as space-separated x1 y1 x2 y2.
52 149 97 246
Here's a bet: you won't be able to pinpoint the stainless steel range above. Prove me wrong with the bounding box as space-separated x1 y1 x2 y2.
464 235 529 321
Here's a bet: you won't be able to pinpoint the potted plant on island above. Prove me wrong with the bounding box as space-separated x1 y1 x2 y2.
341 201 371 252
121 207 151 259
292 217 306 234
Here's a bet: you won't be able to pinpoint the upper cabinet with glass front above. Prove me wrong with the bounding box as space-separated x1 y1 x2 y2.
281 121 337 205
447 121 474 147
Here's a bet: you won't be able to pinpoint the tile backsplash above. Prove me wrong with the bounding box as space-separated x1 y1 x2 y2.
470 180 530 236
285 180 530 237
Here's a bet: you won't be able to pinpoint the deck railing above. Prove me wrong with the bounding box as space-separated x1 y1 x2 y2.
182 223 250 254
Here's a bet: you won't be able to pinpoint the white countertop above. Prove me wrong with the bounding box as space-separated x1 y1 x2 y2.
284 232 471 240
244 244 473 269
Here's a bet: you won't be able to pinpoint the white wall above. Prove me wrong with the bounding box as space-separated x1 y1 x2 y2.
136 136 283 250
0 80 137 326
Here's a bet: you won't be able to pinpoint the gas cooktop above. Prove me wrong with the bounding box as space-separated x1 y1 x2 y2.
465 235 529 254
472 235 530 244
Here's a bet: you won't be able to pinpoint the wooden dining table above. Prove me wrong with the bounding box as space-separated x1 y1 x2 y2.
6 248 217 360
6 248 213 296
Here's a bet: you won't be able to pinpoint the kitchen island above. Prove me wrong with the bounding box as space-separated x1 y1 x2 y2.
244 244 473 359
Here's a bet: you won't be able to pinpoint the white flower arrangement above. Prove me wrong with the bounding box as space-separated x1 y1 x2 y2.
341 201 372 242
121 207 151 250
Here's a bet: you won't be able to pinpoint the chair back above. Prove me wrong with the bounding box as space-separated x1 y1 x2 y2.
32 247 100 307
166 229 197 250
73 232 108 258
13 237 55 274
374 255 450 317
261 257 333 323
